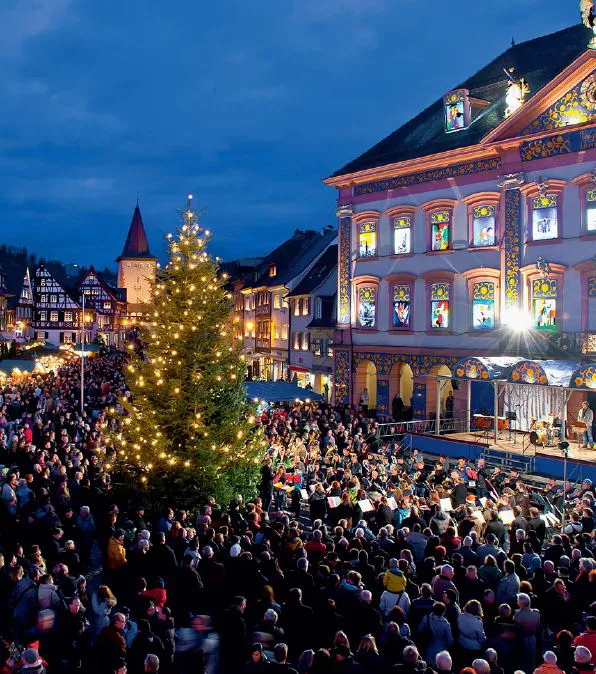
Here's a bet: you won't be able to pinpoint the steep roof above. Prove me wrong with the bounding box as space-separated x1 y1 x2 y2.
332 24 592 177
288 245 338 297
117 204 156 260
253 228 337 288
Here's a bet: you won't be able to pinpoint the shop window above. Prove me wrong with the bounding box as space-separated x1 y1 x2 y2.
472 281 495 330
472 205 496 246
430 283 450 329
358 286 376 328
393 216 411 254
358 222 377 257
431 211 450 251
392 285 411 329
586 189 596 232
531 194 558 240
532 278 558 329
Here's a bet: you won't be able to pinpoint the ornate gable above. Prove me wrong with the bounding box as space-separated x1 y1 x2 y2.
483 50 596 145
518 72 596 136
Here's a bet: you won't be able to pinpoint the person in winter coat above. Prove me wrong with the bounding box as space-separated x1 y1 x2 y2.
9 568 40 643
574 616 596 663
106 530 127 571
495 560 520 605
418 601 453 666
37 575 61 612
572 647 596 674
534 651 566 674
308 485 327 523
457 600 486 660
429 506 451 536
383 558 407 594
432 564 458 602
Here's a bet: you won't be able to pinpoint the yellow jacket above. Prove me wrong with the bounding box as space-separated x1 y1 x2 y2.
382 568 407 593
107 537 127 570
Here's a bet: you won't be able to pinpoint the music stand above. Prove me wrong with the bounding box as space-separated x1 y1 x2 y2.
570 421 587 450
506 411 517 443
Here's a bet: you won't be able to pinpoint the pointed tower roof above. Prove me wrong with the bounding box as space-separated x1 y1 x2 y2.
117 204 157 261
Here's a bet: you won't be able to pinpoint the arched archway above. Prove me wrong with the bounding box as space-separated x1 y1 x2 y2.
354 360 377 410
428 364 453 419
389 361 413 419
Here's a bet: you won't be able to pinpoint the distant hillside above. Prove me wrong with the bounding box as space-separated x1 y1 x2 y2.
0 244 117 298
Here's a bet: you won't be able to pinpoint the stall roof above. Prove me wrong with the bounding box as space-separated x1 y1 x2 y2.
0 360 36 374
245 381 324 403
449 356 596 390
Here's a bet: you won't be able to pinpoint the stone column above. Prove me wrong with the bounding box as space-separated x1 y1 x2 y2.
497 172 525 317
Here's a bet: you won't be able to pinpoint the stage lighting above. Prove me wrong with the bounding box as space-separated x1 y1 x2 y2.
502 306 533 332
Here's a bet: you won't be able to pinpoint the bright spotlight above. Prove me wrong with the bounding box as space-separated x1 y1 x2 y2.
502 306 532 332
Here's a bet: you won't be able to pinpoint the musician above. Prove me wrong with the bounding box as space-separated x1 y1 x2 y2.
578 401 594 448
475 459 490 499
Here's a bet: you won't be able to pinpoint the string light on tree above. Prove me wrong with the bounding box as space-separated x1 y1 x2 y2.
111 195 264 508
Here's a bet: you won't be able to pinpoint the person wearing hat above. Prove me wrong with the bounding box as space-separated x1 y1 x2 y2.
14 648 45 674
574 616 596 664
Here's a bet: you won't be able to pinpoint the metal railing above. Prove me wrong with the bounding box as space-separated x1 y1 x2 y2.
376 416 469 442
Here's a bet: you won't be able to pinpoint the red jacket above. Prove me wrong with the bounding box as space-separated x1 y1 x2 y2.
574 631 596 663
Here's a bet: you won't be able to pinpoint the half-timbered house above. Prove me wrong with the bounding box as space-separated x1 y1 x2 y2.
78 267 126 345
31 265 83 346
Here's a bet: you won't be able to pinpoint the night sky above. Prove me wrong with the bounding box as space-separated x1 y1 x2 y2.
0 0 578 268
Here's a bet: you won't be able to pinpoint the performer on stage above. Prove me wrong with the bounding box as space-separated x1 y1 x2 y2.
578 400 594 449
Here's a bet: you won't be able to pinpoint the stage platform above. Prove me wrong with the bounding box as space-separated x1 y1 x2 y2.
405 430 596 484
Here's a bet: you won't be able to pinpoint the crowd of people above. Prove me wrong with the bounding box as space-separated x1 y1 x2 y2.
0 350 595 674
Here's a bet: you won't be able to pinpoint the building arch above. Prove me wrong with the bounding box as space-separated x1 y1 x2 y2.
427 363 454 418
354 359 378 410
389 361 414 414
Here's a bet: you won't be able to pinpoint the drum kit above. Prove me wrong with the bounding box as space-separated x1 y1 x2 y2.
529 415 561 448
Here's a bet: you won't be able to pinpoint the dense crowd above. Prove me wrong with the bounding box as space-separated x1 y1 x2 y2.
0 352 595 674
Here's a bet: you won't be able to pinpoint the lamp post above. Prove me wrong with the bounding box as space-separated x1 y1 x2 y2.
80 292 85 416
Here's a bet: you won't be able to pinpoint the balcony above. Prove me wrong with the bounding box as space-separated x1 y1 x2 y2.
497 329 596 359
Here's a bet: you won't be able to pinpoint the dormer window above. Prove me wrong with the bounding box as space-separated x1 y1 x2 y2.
268 264 277 278
444 89 470 132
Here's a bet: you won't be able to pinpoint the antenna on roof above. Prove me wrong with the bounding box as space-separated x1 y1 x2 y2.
511 36 515 47
136 191 140 207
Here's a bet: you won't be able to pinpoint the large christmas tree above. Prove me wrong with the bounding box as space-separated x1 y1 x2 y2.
113 197 264 509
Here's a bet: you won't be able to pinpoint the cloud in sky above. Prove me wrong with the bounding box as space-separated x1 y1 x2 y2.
0 0 577 268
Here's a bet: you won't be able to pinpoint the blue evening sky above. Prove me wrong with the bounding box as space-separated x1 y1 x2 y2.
0 0 577 268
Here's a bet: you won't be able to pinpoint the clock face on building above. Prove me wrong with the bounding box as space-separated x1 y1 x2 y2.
580 73 596 112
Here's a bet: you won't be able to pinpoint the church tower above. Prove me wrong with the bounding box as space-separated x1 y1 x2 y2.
117 203 157 312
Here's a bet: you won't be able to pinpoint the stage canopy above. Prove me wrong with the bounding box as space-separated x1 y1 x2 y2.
453 356 596 390
245 381 324 403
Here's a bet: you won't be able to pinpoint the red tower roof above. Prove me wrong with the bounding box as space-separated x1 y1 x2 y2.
117 204 156 260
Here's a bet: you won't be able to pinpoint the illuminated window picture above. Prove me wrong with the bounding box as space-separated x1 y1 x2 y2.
358 222 377 257
532 279 558 330
532 195 558 240
358 286 376 328
444 90 468 132
430 283 450 329
431 211 450 251
586 189 596 232
392 285 411 328
472 205 496 246
393 216 411 254
472 281 495 330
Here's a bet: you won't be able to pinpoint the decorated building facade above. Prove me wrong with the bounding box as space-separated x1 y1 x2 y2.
326 24 596 421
